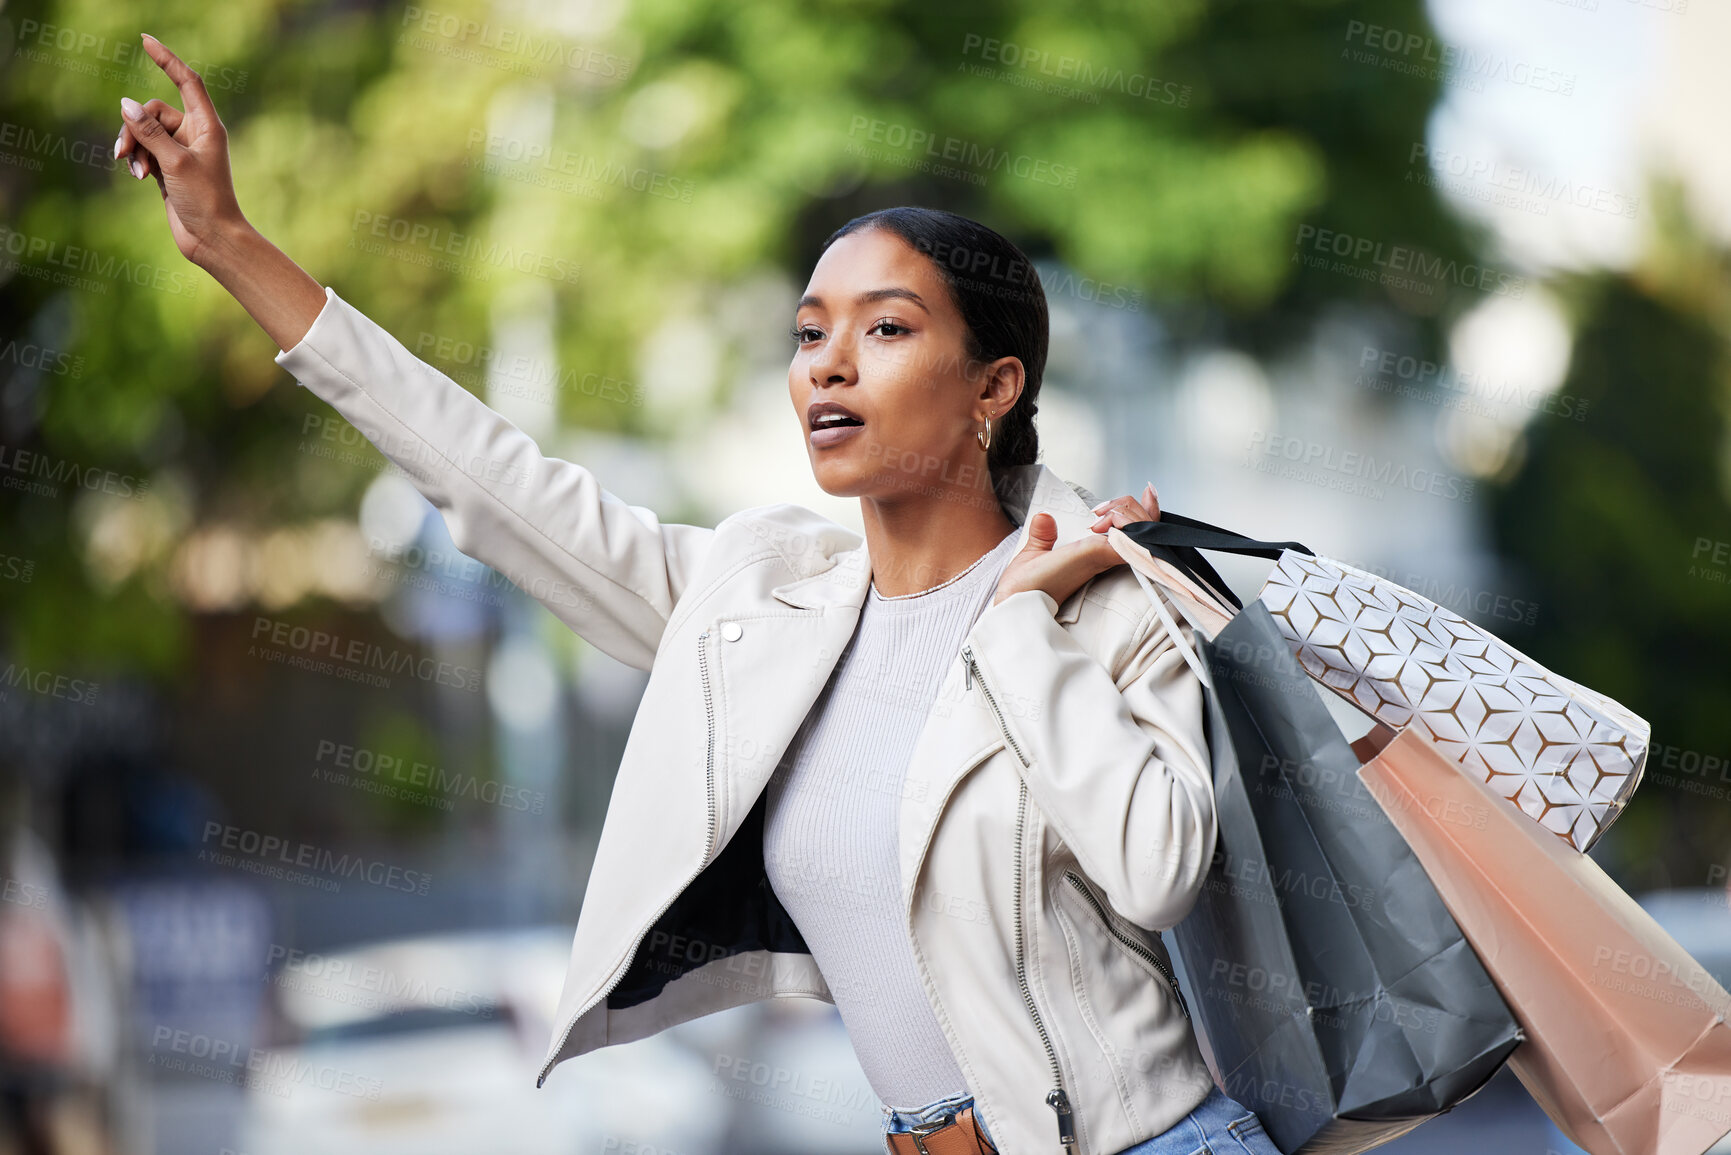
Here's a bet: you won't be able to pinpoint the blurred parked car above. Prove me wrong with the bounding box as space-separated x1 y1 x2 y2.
233 926 729 1155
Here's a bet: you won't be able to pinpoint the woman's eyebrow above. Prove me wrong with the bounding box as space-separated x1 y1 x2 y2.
795 288 929 313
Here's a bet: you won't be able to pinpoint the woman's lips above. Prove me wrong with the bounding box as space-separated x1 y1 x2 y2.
810 423 865 449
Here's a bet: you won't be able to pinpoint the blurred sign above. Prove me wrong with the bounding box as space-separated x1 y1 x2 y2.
113 878 272 1060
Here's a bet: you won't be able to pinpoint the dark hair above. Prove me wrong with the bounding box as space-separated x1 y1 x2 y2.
821 207 1047 482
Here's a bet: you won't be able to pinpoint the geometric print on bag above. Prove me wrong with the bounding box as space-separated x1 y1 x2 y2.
1258 552 1650 851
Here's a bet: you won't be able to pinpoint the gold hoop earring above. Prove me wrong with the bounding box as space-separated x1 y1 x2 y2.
977 418 992 452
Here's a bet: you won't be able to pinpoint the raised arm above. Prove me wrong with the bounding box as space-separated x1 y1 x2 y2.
115 33 714 669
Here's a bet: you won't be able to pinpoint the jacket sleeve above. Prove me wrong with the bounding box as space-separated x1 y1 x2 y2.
274 286 716 671
960 587 1216 932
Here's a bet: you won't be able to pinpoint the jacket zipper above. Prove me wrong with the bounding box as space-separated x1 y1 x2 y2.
962 645 1027 765
538 627 721 1088
1062 871 1189 1021
963 645 1077 1155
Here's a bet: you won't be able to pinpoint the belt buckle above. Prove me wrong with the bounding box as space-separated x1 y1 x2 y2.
909 1113 954 1155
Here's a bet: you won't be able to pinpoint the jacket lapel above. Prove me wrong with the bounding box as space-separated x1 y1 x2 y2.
706 550 874 837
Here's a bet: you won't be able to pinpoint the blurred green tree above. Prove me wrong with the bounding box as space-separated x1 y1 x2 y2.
0 0 1463 678
1486 180 1731 888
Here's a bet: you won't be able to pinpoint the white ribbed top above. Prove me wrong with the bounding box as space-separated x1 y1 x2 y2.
762 526 1023 1111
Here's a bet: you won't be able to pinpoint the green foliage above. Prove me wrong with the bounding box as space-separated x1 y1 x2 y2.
0 0 1452 684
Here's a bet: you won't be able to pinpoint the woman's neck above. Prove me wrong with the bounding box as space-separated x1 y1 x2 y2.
858 489 1020 598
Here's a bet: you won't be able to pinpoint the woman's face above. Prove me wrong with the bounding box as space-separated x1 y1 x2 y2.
788 227 1022 503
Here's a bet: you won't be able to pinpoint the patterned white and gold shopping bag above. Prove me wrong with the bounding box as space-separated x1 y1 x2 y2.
1258 552 1649 850
1109 513 1651 851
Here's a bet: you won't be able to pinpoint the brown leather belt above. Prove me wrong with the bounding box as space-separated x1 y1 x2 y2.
884 1104 999 1155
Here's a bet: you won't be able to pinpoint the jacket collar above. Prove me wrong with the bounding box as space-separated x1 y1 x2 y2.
769 463 1102 624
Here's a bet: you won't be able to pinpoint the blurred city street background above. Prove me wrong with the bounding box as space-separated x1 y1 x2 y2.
1 0 1728 1151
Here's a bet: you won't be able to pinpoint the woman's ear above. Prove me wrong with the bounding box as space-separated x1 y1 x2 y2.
979 355 1024 417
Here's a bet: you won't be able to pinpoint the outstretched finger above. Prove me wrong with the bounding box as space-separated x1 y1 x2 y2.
137 33 218 123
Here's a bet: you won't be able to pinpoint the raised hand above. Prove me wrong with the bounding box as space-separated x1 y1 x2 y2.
110 33 324 352
113 33 245 266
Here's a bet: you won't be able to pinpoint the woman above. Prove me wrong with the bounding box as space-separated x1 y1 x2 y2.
114 34 1281 1155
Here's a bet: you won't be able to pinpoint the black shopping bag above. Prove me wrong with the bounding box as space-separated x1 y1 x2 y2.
1170 599 1523 1155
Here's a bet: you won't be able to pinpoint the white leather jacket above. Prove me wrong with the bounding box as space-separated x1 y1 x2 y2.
275 286 1221 1155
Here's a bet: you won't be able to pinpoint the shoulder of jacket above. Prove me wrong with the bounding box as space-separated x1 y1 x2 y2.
716 501 863 567
1059 565 1165 679
1081 564 1157 626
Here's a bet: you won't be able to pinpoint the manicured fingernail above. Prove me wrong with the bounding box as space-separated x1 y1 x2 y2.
129 158 144 180
112 133 123 159
121 97 143 120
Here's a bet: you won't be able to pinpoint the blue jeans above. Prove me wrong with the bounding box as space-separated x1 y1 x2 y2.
1114 1086 1280 1155
883 1085 1279 1155
883 1090 1000 1151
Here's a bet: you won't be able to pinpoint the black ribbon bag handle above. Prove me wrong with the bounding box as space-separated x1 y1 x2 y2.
1118 512 1314 614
